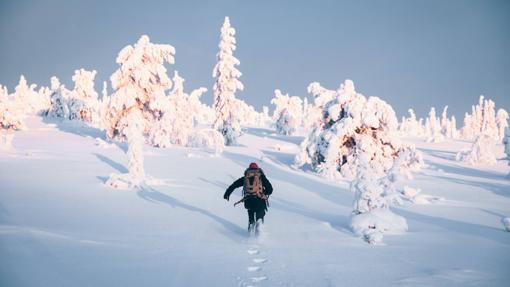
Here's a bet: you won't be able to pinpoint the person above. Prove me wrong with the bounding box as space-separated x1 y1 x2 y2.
224 162 273 234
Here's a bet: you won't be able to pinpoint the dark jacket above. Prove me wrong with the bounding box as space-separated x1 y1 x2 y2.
224 168 273 210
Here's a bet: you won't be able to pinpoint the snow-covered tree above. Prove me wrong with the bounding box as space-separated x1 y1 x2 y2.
46 76 70 119
399 109 425 137
148 71 217 149
188 128 225 155
271 89 303 135
0 85 26 150
295 79 423 181
237 99 263 127
461 95 504 141
212 16 244 145
105 35 175 141
105 35 175 187
68 69 100 124
149 71 195 147
187 87 212 126
496 109 509 142
106 109 146 188
97 81 110 130
504 128 510 180
503 128 510 162
12 75 48 115
425 107 444 143
456 133 497 166
304 82 336 131
350 153 408 244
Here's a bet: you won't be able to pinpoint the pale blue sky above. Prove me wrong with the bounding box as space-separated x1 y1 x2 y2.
1 0 509 119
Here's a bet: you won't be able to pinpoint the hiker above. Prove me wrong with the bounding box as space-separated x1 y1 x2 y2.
224 162 273 234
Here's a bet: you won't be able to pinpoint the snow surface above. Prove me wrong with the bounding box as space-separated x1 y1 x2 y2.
1 117 510 286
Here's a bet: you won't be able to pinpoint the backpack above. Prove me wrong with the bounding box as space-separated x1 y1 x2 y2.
243 169 265 199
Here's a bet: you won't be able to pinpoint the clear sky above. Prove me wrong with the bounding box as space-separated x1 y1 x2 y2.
1 0 509 119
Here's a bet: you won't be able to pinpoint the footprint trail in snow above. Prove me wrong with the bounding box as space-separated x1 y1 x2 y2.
239 244 269 286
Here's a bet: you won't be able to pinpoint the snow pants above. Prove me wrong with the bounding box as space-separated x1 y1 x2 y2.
244 196 267 224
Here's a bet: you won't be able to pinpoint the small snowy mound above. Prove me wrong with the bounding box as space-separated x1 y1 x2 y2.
350 209 408 245
456 134 497 165
401 186 444 205
105 173 137 190
502 217 510 232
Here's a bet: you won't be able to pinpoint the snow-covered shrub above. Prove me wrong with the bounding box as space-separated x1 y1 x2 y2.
68 69 100 124
461 95 506 141
456 133 497 165
212 16 244 145
46 76 70 119
295 79 423 181
188 128 225 155
271 89 303 135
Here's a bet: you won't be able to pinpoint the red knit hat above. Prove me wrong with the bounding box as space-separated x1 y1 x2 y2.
249 162 259 169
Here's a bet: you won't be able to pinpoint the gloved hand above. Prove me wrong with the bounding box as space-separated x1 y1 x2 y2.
223 193 229 201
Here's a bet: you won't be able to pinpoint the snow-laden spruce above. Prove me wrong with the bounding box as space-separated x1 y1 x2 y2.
105 35 175 188
212 16 244 145
350 153 408 244
461 95 508 141
295 79 423 181
271 89 303 135
68 69 100 124
425 107 444 143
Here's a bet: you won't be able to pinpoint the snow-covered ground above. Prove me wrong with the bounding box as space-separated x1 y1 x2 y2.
1 117 509 287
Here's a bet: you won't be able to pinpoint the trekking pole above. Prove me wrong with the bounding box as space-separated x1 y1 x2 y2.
233 196 246 207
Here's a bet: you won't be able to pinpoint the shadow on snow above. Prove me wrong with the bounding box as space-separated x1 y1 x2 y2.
137 185 247 240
